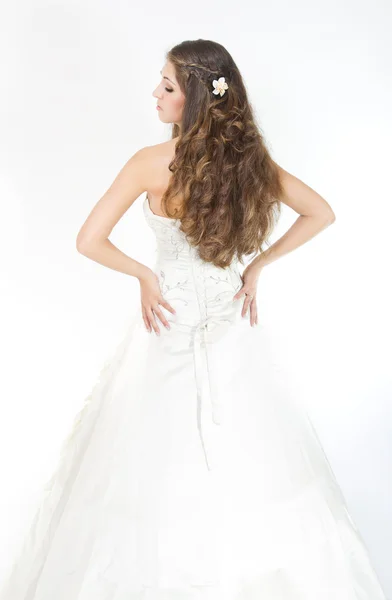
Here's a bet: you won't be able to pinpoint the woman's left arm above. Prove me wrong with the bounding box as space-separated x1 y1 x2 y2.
253 162 336 270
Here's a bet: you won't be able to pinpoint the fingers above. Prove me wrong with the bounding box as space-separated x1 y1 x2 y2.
242 296 258 326
249 297 258 327
145 308 161 335
233 287 258 326
143 298 176 335
160 299 176 315
152 305 171 331
233 286 255 302
241 294 253 318
142 308 151 333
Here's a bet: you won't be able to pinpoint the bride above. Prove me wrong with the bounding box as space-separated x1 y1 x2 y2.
1 38 387 600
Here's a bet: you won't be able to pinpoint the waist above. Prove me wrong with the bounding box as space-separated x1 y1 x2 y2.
153 256 243 323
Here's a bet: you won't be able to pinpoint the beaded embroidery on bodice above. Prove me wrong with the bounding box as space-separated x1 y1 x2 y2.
143 193 243 324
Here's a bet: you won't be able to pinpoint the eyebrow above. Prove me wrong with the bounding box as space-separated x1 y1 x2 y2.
160 70 176 86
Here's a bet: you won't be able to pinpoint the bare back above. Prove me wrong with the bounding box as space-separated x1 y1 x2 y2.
145 136 182 218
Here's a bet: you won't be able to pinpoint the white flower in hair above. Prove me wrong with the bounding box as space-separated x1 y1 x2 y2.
212 76 228 97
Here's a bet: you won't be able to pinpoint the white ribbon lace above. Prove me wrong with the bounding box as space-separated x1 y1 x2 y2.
192 315 236 471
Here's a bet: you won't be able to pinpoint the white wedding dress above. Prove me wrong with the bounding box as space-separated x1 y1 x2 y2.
0 194 387 599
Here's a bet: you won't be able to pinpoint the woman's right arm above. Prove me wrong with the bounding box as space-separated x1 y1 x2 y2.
76 148 176 334
76 147 151 280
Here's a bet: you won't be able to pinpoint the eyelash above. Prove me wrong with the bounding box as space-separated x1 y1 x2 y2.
165 87 173 93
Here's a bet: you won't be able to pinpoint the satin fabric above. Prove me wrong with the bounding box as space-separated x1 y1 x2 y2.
0 194 387 599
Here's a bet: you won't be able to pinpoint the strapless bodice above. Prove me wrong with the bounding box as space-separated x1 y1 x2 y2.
143 193 243 324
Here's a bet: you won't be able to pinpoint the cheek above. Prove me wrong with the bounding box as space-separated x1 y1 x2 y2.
171 95 185 113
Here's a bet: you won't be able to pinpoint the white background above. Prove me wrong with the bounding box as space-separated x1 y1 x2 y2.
0 0 391 595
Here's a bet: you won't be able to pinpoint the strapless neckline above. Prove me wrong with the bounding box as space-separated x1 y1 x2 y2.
145 193 179 222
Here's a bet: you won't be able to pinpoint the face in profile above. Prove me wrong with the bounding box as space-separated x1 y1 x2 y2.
152 60 185 125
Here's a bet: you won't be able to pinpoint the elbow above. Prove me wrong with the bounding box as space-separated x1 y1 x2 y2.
76 233 106 255
320 207 336 225
327 210 336 224
76 233 91 255
325 200 336 224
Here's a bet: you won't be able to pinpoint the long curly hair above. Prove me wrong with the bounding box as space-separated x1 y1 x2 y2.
161 39 284 269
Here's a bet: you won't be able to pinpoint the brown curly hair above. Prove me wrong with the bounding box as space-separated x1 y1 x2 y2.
161 39 284 269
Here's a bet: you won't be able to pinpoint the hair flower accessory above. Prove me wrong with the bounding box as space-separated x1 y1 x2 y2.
212 77 229 97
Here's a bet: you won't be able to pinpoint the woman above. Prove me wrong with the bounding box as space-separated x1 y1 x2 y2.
1 39 387 600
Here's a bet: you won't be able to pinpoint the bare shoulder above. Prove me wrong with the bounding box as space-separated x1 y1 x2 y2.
144 137 179 162
76 139 181 250
129 138 176 175
142 138 179 194
119 139 175 183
